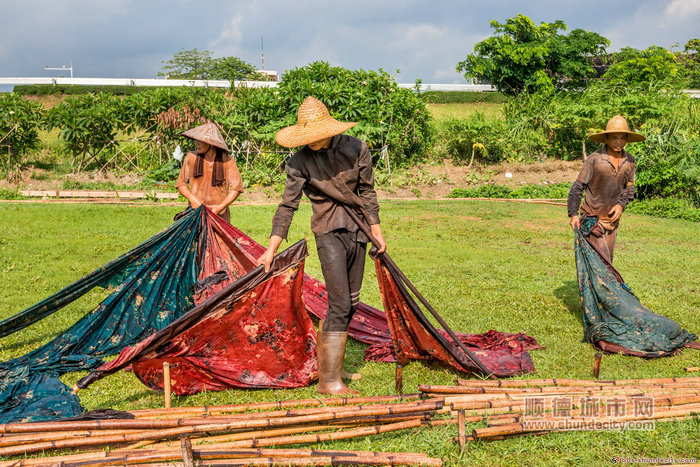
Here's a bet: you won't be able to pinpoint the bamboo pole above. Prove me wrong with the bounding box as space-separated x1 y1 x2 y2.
0 402 443 456
130 393 421 418
0 399 440 434
0 447 436 467
455 377 700 388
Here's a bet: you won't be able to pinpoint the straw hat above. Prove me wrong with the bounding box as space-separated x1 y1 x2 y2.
182 122 230 152
588 115 646 144
275 97 357 148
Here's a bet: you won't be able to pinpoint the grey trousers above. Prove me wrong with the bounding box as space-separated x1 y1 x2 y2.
316 229 367 332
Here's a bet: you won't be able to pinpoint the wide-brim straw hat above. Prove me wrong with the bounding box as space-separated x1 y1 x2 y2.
589 115 646 144
182 122 230 152
275 97 357 148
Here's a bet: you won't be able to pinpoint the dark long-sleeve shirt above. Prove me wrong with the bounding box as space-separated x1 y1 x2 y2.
567 146 635 230
271 134 380 240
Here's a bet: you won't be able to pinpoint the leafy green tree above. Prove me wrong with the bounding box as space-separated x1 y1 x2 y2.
0 93 44 171
158 48 214 79
209 57 257 81
158 49 257 81
681 38 700 88
604 46 681 85
45 93 126 172
457 14 609 95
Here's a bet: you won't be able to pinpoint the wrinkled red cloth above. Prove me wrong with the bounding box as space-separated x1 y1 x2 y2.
371 257 541 377
131 261 317 395
364 330 543 363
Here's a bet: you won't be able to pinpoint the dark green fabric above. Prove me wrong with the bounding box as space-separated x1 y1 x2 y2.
575 216 697 356
0 208 204 423
0 367 83 423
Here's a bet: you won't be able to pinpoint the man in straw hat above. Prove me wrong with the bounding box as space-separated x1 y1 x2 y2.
568 115 645 263
177 122 244 223
257 97 386 395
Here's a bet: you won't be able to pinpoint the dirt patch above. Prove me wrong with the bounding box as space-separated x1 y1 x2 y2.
2 159 583 202
375 159 581 200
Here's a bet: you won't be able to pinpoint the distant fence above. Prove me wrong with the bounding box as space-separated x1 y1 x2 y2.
0 77 496 92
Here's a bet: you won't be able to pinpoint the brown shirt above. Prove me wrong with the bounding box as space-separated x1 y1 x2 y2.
573 147 635 230
176 151 244 221
271 134 380 239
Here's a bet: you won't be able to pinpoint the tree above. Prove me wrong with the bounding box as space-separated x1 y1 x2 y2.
681 38 700 88
208 56 257 81
457 14 609 96
0 94 44 173
158 48 214 79
158 49 257 81
604 46 681 85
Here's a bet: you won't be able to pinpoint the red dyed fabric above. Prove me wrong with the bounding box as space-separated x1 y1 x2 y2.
131 260 316 394
372 257 540 377
80 238 316 395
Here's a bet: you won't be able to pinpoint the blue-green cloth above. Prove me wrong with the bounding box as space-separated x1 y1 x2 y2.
575 216 697 356
0 208 203 423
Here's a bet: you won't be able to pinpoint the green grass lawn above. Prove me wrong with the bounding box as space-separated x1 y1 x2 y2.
427 102 504 121
0 201 699 466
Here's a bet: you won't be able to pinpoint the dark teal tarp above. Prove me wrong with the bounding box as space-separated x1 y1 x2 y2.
575 216 698 357
0 208 203 423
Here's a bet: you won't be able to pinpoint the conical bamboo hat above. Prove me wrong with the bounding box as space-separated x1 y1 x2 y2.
182 122 230 152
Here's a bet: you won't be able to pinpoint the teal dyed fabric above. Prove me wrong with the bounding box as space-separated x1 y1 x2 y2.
575 216 698 357
0 208 204 423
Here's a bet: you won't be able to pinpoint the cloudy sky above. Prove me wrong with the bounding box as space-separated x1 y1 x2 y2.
1 0 699 85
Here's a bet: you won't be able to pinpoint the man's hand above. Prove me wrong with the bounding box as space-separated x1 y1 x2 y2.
209 204 224 215
370 224 386 254
570 215 581 231
257 235 283 272
608 204 623 223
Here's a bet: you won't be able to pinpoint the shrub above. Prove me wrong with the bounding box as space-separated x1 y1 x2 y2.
449 183 572 199
626 198 700 222
0 93 44 169
13 84 168 96
45 93 126 172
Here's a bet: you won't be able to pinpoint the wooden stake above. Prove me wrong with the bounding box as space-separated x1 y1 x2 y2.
593 353 602 379
396 364 404 394
457 409 466 451
180 435 194 467
163 362 171 409
686 367 700 373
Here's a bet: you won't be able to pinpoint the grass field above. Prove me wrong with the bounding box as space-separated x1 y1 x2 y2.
0 201 699 466
427 102 504 121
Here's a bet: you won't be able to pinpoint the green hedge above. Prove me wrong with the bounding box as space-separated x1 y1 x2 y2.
13 84 178 96
448 183 571 199
626 198 700 222
422 91 508 104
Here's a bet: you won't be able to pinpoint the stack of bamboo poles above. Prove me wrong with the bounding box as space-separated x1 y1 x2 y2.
0 394 452 466
419 377 700 447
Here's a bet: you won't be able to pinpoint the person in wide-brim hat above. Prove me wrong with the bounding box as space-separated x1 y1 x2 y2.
567 115 644 263
587 115 646 144
275 97 358 148
176 122 244 223
259 96 387 396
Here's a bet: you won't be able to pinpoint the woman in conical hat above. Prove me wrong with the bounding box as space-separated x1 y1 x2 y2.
176 122 244 223
567 115 645 263
258 96 387 395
